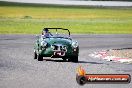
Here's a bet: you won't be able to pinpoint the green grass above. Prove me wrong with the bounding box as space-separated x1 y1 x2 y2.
0 1 132 34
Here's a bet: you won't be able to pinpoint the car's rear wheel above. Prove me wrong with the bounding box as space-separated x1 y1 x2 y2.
71 56 78 62
34 51 37 59
38 54 43 61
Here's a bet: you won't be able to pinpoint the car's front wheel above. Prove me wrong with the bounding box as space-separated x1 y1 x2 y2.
34 51 37 59
62 57 68 62
68 56 78 62
38 54 43 61
71 56 78 62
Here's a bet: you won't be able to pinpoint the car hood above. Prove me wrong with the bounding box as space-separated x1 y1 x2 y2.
44 38 72 45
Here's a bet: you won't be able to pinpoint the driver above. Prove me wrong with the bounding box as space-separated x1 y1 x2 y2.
42 28 53 38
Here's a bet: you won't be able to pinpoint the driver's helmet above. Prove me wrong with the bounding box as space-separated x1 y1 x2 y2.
42 28 49 35
42 28 52 37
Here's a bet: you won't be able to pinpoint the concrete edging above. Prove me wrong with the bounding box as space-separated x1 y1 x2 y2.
89 50 132 64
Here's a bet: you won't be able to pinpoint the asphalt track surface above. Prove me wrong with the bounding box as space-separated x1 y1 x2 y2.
0 34 132 88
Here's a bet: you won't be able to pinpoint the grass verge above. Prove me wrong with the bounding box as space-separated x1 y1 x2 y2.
0 1 132 34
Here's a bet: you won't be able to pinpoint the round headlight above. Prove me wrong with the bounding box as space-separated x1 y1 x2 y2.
72 41 78 48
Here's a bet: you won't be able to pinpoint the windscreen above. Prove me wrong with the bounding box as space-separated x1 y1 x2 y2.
48 29 70 38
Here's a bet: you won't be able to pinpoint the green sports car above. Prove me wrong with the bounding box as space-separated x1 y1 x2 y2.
34 28 79 62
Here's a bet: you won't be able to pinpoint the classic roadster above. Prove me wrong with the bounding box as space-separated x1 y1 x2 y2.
34 28 79 62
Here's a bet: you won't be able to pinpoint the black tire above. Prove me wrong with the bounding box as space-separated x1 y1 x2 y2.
38 54 43 61
68 58 72 62
62 57 67 62
34 51 37 59
71 56 78 62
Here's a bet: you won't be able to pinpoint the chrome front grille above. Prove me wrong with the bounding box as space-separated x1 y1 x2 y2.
51 45 67 52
